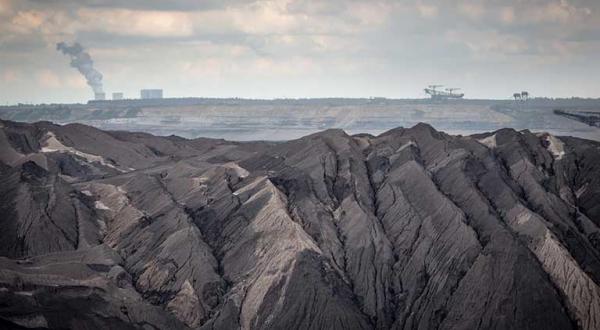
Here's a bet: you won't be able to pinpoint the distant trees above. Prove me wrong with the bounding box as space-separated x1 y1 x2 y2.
513 91 529 101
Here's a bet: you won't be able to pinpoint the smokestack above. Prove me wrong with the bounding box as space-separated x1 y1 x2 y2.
56 42 104 96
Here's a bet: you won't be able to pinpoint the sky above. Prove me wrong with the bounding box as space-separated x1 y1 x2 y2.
1 0 600 104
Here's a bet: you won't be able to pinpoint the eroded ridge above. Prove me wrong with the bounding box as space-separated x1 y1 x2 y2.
1 119 599 329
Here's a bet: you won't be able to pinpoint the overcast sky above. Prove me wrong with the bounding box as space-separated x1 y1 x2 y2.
1 0 599 104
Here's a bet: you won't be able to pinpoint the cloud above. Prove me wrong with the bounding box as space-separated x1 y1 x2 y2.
6 0 240 12
229 2 299 35
1 0 600 102
9 10 44 33
458 2 485 20
65 73 87 88
532 0 592 24
0 0 12 16
416 3 438 19
3 1 380 50
444 28 532 63
36 69 61 88
77 8 195 37
499 6 515 24
285 0 341 15
2 69 19 82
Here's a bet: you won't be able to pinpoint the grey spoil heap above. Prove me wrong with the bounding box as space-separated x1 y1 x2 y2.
1 119 600 329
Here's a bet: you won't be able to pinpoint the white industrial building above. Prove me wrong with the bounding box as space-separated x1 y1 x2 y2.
140 89 163 99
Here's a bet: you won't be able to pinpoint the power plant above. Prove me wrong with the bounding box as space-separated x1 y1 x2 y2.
57 42 104 100
141 89 163 99
424 85 464 100
57 41 166 102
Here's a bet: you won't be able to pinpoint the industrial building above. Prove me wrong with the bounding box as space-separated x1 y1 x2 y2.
94 92 106 101
112 92 124 100
140 89 163 99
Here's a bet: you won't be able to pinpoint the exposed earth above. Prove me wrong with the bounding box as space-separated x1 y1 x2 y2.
1 119 600 329
1 98 599 141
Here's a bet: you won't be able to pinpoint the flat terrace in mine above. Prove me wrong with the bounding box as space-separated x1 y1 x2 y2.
1 97 599 141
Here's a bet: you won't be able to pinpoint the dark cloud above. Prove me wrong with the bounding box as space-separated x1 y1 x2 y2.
23 0 251 11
